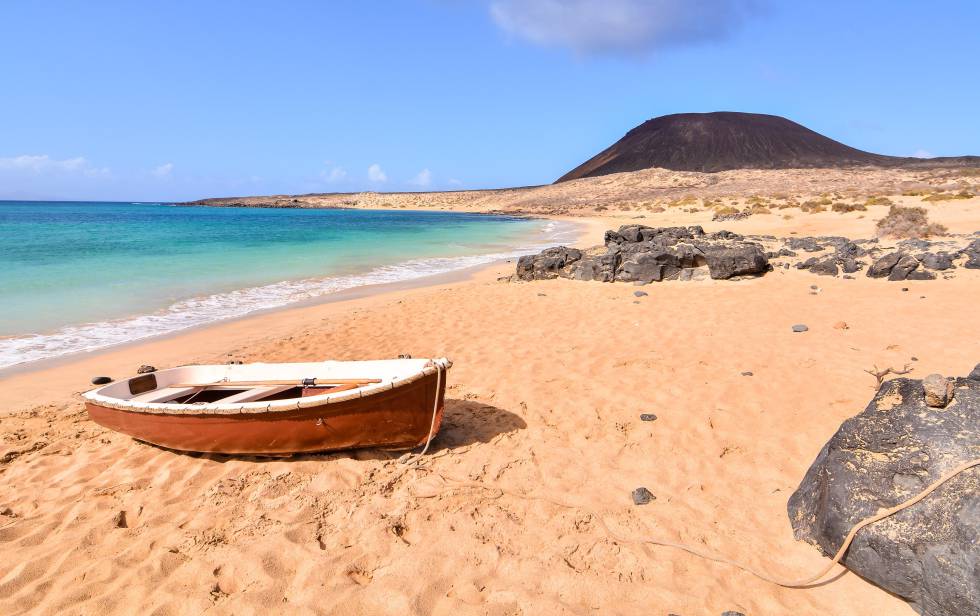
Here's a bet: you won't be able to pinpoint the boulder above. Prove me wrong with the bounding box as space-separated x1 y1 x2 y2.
515 247 582 281
786 237 825 252
570 253 619 282
964 239 980 269
809 257 839 277
867 252 902 278
703 243 769 279
888 255 921 281
788 369 980 616
617 253 666 283
920 252 954 271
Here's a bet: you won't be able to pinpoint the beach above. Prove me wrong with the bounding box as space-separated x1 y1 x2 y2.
2 184 979 614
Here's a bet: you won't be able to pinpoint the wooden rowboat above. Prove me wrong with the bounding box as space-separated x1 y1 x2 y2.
82 358 451 455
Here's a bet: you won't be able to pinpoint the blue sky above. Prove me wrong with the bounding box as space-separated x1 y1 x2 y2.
1 0 978 201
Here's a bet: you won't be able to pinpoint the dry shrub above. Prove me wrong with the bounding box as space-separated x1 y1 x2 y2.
875 205 948 239
800 200 827 213
649 205 666 213
714 205 740 217
865 196 894 206
748 204 771 214
832 201 867 213
923 191 973 202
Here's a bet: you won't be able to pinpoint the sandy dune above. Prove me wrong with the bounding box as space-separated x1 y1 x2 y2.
1 197 979 614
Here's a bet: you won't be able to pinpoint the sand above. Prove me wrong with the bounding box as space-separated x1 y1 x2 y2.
2 190 979 614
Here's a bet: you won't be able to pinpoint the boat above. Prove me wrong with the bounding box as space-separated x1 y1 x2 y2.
82 358 451 455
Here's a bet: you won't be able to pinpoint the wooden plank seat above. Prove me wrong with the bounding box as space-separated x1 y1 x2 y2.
128 387 199 403
216 385 294 404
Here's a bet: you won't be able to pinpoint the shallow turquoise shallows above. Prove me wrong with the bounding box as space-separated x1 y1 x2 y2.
0 201 574 369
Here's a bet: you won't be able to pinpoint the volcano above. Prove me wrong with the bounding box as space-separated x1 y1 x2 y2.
557 112 977 181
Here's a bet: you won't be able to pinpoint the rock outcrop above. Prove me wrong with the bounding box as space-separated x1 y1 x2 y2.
788 366 980 616
516 226 770 283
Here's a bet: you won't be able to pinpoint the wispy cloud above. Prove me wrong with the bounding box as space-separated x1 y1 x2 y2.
489 0 763 56
320 165 347 182
912 149 933 159
447 178 463 186
0 154 110 178
368 163 387 183
152 162 174 178
409 168 432 187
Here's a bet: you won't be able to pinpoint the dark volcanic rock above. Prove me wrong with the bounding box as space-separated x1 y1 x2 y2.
788 370 980 616
516 247 582 281
809 257 839 277
889 255 921 281
703 243 769 279
867 252 903 278
964 239 980 269
920 252 954 271
570 253 619 282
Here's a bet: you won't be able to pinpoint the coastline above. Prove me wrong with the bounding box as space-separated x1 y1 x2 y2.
0 215 598 406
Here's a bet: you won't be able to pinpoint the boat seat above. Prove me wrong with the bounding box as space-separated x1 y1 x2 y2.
128 387 199 403
217 385 294 404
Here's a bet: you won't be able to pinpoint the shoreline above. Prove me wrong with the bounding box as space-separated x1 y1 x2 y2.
0 215 598 403
0 212 591 379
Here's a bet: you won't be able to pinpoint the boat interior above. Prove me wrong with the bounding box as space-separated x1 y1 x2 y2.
86 359 443 407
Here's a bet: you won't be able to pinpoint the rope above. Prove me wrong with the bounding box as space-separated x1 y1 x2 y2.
397 359 445 468
407 457 980 588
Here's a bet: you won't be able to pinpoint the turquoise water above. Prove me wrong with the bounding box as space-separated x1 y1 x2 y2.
0 201 573 368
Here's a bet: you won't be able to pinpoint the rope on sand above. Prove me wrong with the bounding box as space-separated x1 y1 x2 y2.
407 456 980 588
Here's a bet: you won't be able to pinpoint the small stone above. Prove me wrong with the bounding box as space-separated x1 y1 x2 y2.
843 274 855 279
632 487 655 505
902 287 909 292
91 376 112 385
397 354 412 359
833 321 849 330
639 413 658 421
0 507 14 517
809 284 819 290
537 293 547 297
792 324 809 332
922 374 953 408
741 371 753 376
112 510 128 529
969 363 980 380
721 612 746 616
911 356 919 361
634 291 649 297
136 365 157 374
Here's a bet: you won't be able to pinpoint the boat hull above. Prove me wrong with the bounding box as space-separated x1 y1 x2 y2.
86 371 446 455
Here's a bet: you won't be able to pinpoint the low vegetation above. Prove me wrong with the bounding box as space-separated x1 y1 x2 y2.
875 205 948 239
832 201 867 213
923 190 973 202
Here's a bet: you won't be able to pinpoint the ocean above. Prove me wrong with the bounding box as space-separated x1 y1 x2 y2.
0 201 575 369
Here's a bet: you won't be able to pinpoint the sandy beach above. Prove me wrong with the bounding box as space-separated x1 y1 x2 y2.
2 185 978 615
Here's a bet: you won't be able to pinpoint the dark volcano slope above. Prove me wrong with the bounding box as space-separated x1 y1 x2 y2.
557 112 978 181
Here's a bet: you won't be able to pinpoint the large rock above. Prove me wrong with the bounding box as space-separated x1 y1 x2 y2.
964 239 980 269
570 253 619 282
516 247 582 281
702 243 769 279
788 367 980 616
867 252 902 278
889 255 921 281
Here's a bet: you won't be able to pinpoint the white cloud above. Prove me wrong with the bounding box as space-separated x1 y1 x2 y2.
320 165 347 182
489 0 762 56
368 163 388 183
152 162 174 178
912 149 933 159
447 178 463 186
0 154 110 178
409 168 432 187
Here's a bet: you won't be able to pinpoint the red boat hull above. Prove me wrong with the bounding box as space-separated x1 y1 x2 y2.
86 371 446 455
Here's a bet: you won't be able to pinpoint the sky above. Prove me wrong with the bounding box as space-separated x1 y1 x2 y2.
0 0 978 201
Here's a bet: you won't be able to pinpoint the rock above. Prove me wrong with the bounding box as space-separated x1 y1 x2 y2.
633 290 648 297
721 612 746 616
888 255 921 281
703 243 769 280
617 253 666 283
809 257 839 277
571 253 619 282
0 507 14 517
920 252 954 271
631 487 655 505
840 257 862 273
516 247 583 281
906 270 936 281
786 237 825 252
962 239 980 269
91 376 112 385
922 374 953 408
867 252 902 278
792 324 808 332
969 363 980 381
796 256 820 270
677 267 709 281
639 413 657 422
112 510 128 529
833 321 849 330
788 369 980 616
741 371 753 376
136 365 157 374
843 274 855 279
